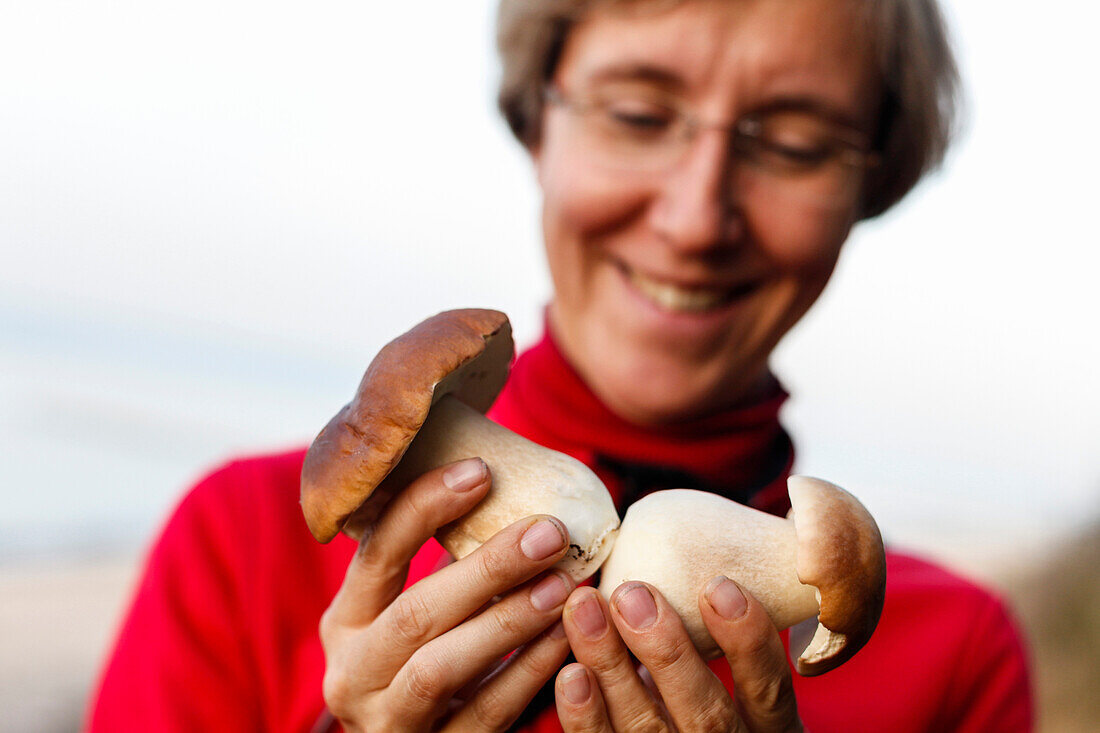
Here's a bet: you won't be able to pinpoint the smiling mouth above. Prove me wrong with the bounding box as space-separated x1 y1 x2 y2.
619 263 756 314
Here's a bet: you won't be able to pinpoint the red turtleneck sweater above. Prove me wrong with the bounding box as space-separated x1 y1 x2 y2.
88 332 1032 732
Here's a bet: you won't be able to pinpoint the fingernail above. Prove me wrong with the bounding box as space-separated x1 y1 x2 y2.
706 575 747 620
442 458 486 492
570 593 607 639
530 572 571 612
520 519 566 560
561 666 590 705
615 584 657 629
548 621 566 639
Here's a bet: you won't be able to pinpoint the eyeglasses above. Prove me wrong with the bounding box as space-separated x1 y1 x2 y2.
545 86 879 208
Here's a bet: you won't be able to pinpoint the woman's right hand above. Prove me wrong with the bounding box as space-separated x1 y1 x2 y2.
319 457 575 733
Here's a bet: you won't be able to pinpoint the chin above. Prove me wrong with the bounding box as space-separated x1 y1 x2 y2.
596 385 695 426
552 303 770 424
584 356 740 426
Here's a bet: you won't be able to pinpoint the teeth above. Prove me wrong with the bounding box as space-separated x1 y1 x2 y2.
628 271 731 312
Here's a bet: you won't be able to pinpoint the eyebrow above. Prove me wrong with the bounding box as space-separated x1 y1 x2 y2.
576 63 872 135
751 97 868 133
581 62 688 93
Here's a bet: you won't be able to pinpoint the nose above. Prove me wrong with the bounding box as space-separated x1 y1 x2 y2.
648 130 744 254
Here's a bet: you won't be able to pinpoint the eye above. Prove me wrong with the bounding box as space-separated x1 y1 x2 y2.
598 99 677 138
611 109 669 129
756 138 833 168
737 115 841 172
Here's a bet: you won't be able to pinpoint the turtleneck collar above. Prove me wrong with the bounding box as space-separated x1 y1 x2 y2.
487 326 794 517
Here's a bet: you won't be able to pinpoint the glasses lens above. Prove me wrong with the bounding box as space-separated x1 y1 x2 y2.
569 97 684 172
735 113 868 206
733 162 862 209
558 93 869 206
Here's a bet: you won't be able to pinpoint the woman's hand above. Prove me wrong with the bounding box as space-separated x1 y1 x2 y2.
320 458 575 733
555 579 803 732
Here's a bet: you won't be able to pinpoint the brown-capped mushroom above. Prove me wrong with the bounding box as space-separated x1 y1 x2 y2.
300 309 619 581
597 476 886 676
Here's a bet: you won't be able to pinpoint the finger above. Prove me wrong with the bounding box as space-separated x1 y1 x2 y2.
635 664 673 721
562 587 667 731
700 576 803 732
326 458 492 627
371 515 569 671
386 567 574 722
443 621 571 732
555 664 613 733
609 582 740 732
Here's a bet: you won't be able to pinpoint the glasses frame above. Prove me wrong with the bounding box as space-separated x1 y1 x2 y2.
543 86 881 177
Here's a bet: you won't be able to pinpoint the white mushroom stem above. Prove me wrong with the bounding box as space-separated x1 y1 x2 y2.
366 394 620 582
598 490 820 658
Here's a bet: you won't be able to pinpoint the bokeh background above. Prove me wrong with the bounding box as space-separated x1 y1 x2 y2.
2 1 1097 730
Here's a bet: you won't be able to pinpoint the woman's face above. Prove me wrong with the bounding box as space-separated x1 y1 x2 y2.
534 0 880 425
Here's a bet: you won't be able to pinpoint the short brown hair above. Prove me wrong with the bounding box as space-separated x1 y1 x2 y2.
496 0 960 219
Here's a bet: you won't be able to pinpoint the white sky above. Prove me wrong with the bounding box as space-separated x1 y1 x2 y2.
1 1 1098 575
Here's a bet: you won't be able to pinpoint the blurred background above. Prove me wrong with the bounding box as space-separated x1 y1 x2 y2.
1 0 1097 730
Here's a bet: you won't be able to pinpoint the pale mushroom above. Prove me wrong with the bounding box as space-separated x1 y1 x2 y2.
300 309 620 581
597 477 886 676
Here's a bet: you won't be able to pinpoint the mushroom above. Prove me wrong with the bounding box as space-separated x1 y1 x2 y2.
597 477 886 676
300 309 620 582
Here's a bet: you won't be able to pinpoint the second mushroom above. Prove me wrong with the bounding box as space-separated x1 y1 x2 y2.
598 478 886 675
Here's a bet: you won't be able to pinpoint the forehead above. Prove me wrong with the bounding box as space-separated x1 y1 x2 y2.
557 0 880 121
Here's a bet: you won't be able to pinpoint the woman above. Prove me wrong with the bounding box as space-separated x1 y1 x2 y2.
89 0 1031 730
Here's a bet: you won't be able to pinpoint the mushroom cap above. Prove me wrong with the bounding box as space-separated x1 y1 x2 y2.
787 475 887 676
300 309 513 542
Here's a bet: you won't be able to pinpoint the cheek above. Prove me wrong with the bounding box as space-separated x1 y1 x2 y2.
750 204 853 274
540 163 651 315
538 119 649 247
542 168 646 245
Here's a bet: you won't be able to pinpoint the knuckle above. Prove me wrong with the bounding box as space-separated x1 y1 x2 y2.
586 655 644 696
620 710 672 733
686 697 739 733
645 633 693 673
349 551 407 598
473 543 514 583
321 668 353 717
488 604 530 639
323 669 396 733
468 684 512 730
742 668 795 715
403 655 450 708
404 480 438 520
355 535 405 579
389 592 436 645
515 638 561 678
358 707 399 733
585 650 631 682
563 718 609 733
742 625 777 659
318 607 339 647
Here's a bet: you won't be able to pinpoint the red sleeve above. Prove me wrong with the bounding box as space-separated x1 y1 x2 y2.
938 592 1033 732
87 463 262 731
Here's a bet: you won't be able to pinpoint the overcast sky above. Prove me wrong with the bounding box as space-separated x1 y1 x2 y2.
1 1 1097 572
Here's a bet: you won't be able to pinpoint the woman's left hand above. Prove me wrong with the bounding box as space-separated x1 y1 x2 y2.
555 578 803 732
